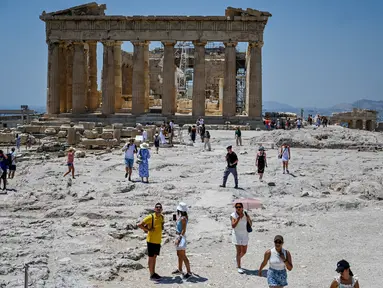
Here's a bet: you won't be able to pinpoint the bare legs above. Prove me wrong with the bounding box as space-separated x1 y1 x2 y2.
176 250 191 274
64 165 75 179
235 245 248 268
282 161 289 174
148 255 157 276
125 166 132 180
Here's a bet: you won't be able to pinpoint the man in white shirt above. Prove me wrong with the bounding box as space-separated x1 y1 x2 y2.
142 129 148 142
122 138 137 181
8 148 16 179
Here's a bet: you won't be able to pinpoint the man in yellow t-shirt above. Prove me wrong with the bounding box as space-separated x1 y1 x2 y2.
138 203 164 280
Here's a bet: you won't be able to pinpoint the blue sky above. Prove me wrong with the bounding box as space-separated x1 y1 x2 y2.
0 0 382 108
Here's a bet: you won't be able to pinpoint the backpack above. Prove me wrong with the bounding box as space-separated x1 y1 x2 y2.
6 153 12 167
145 213 164 232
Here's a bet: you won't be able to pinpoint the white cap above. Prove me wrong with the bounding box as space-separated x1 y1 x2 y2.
177 202 188 212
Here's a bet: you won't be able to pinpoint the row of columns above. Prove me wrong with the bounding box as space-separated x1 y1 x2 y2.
47 39 263 118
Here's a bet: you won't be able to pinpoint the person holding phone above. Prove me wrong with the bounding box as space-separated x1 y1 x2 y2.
171 202 192 279
258 235 293 287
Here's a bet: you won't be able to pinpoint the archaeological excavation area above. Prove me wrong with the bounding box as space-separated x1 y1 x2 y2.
40 2 271 126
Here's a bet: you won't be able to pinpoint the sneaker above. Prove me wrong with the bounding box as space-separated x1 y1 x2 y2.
128 177 131 182
286 170 290 174
172 269 182 275
237 268 244 274
219 185 226 188
234 186 239 189
183 273 192 279
150 273 162 280
125 173 128 178
283 171 285 174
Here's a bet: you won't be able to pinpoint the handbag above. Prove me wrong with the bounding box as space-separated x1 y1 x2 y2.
244 212 252 233
136 150 142 164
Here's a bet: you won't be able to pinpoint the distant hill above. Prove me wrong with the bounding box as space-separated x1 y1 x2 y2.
352 99 383 111
263 101 298 113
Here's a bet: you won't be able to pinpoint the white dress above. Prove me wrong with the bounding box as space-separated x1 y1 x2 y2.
159 128 167 144
281 146 289 162
231 212 249 245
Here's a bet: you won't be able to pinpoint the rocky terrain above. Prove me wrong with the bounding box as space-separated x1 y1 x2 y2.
0 127 382 287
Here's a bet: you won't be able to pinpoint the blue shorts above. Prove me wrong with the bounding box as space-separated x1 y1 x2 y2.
67 163 73 166
125 158 134 168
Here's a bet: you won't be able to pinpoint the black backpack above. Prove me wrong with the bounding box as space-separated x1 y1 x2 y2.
6 153 12 167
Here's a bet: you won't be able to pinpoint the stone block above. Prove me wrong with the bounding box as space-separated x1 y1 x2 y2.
113 129 121 142
101 131 114 139
67 127 76 145
81 138 119 148
94 127 103 134
44 127 57 135
20 134 36 145
79 121 96 130
112 123 124 129
75 150 86 158
84 130 98 139
96 122 105 127
25 125 44 134
0 133 14 144
59 125 71 131
57 131 67 138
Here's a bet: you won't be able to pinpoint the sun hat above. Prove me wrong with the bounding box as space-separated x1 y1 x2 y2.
177 202 188 212
140 142 149 149
67 147 76 152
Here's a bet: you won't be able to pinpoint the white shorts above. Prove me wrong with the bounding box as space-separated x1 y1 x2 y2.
176 236 187 250
232 233 249 246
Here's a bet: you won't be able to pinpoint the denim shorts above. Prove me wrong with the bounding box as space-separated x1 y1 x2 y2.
125 158 134 168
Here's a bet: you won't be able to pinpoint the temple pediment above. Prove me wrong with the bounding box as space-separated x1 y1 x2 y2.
40 2 106 18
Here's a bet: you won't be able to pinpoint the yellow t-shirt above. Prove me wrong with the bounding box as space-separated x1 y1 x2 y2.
143 213 164 244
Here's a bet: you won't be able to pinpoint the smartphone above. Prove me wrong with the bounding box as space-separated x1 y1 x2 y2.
172 214 177 221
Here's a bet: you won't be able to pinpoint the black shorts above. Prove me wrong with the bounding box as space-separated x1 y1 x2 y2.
9 165 16 171
147 242 161 257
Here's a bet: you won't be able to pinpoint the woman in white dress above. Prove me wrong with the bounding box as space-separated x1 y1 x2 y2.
231 202 252 274
279 143 290 174
159 126 167 145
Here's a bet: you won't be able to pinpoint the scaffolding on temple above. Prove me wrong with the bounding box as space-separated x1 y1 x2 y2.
175 41 193 97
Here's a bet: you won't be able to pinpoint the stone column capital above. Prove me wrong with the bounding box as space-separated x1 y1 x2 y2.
223 41 238 47
131 40 150 46
102 40 116 46
87 40 98 46
249 41 264 48
193 41 207 47
162 41 177 47
72 41 85 46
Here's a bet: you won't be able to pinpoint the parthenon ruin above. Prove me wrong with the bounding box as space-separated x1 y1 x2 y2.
40 2 271 125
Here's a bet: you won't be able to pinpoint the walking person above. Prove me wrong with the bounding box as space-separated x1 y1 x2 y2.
15 134 21 152
26 134 31 150
235 127 242 146
122 138 137 181
190 125 196 143
138 203 165 281
154 133 160 154
200 124 206 143
169 120 175 146
172 202 192 279
0 150 8 190
258 235 293 288
138 142 151 183
159 126 167 145
231 202 252 274
256 146 267 181
8 148 17 179
279 143 291 174
220 145 239 188
296 118 302 130
142 129 148 142
203 130 211 151
330 260 359 288
63 147 76 179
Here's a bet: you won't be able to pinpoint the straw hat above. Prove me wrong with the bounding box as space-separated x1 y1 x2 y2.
140 142 149 149
177 202 188 212
67 147 76 152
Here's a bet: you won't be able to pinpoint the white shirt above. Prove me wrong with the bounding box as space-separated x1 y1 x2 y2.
170 121 174 129
231 211 248 236
142 130 148 140
269 247 287 270
11 151 16 165
123 144 136 159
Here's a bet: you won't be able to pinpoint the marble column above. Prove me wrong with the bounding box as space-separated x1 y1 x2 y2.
59 42 68 113
83 43 89 110
101 41 116 115
352 119 356 129
246 41 263 118
88 41 98 112
192 41 206 117
113 41 123 111
72 42 86 114
223 42 237 117
66 44 74 112
144 42 150 112
162 41 177 116
219 78 224 112
122 64 133 96
131 41 148 115
46 40 60 114
363 119 367 130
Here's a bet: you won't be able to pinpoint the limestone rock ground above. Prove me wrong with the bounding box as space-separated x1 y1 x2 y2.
0 128 383 287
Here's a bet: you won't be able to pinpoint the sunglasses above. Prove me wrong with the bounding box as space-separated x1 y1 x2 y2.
274 241 283 244
235 206 243 209
155 206 162 209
